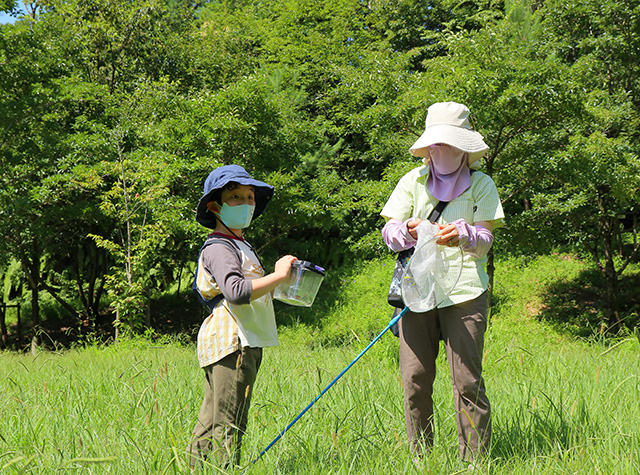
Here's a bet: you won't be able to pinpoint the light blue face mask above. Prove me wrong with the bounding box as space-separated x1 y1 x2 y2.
217 202 255 229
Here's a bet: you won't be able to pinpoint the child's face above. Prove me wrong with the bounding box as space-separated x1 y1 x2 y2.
220 184 255 208
207 184 256 213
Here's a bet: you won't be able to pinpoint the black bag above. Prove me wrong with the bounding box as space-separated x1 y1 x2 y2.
387 247 415 309
387 201 449 335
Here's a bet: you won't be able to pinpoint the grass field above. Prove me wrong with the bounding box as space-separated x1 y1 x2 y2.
1 254 639 474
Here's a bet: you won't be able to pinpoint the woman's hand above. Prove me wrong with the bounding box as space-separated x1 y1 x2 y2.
406 218 423 239
436 220 495 250
435 223 459 247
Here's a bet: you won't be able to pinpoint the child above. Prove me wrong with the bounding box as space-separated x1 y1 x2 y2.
188 164 296 469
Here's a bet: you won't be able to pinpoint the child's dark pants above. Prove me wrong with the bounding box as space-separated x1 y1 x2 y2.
189 346 262 469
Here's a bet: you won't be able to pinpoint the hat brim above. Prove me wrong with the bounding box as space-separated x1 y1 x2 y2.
195 177 274 229
409 125 489 165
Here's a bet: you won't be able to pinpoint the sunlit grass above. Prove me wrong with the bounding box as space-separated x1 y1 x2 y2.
1 254 639 474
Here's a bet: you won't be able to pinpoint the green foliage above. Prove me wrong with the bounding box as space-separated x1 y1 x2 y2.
2 259 22 303
0 0 16 14
2 0 640 341
316 256 396 345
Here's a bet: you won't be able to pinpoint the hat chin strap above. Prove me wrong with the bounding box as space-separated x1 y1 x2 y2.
220 220 243 240
210 205 244 239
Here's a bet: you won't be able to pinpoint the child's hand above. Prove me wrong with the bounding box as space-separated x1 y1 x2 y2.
251 255 298 300
274 255 297 279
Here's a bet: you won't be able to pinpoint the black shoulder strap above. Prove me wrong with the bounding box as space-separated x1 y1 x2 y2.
427 200 448 223
192 236 242 312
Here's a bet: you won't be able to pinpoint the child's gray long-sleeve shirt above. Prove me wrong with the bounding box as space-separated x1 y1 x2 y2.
195 234 278 368
201 240 253 305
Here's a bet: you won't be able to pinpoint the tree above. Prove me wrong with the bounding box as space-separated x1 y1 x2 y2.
1 0 17 13
88 125 166 338
536 0 640 331
0 14 78 347
0 0 204 341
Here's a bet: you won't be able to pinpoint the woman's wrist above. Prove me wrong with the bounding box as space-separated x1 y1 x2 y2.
382 218 417 252
453 219 494 258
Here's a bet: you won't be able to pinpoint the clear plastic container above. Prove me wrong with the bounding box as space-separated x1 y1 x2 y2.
274 260 326 307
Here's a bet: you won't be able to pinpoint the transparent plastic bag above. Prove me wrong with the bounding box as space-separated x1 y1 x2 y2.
401 221 463 313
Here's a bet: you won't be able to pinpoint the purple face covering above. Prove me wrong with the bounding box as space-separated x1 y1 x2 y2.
426 145 471 202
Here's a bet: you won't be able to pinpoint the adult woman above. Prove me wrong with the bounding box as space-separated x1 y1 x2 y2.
380 102 504 462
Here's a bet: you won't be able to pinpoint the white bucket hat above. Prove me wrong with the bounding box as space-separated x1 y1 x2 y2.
409 102 489 167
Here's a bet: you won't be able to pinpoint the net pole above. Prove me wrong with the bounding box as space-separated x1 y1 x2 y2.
249 307 409 466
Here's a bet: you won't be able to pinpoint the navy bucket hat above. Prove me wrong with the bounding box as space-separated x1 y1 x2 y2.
195 165 275 229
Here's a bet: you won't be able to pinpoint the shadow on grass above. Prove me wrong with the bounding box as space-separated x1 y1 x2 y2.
535 268 640 339
3 268 348 351
4 291 205 351
491 392 594 461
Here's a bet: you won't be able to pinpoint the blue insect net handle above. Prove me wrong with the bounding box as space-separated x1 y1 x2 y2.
250 307 409 466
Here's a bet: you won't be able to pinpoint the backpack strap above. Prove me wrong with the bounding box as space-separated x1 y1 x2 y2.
192 236 242 312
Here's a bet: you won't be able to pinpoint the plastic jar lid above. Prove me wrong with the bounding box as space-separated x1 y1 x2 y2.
292 260 326 276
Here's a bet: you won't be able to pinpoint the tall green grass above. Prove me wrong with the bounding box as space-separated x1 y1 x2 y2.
1 254 639 474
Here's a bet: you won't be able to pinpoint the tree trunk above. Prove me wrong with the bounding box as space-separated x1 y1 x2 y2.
0 302 7 349
603 273 621 332
145 296 151 328
602 233 622 332
72 249 91 329
597 187 623 333
20 240 41 352
484 152 496 316
30 277 40 354
92 247 108 320
486 249 495 316
39 280 80 320
71 243 110 332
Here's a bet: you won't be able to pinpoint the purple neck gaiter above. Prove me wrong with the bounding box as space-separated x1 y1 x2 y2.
426 148 471 202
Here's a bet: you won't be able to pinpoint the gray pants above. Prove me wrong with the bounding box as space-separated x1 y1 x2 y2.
189 347 263 469
399 292 491 462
